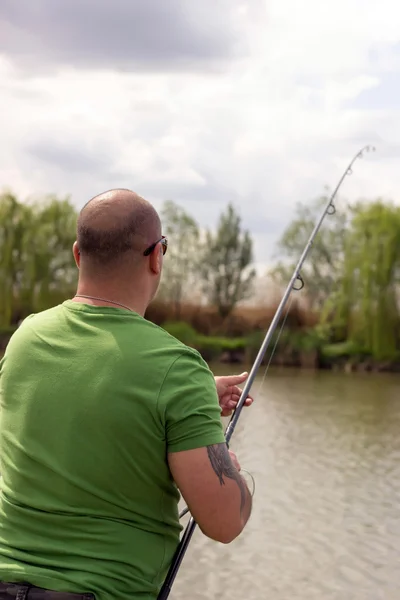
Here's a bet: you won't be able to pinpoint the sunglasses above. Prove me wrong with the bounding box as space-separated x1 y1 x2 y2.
143 236 168 257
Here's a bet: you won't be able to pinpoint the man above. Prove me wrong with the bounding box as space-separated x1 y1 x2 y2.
0 189 253 600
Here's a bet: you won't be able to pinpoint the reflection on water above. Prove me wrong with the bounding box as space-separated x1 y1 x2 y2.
173 367 400 600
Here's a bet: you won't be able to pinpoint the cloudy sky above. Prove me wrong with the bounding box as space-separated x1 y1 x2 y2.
1 0 399 271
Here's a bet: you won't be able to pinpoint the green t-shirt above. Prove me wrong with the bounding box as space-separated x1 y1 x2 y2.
0 301 225 599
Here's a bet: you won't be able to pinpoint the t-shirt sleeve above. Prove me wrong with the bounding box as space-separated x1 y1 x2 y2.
157 348 226 453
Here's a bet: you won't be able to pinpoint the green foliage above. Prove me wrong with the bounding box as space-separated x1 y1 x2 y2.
0 192 258 332
196 335 246 351
0 326 18 336
241 330 269 362
245 330 266 350
272 194 348 309
162 321 197 345
325 200 400 361
0 192 78 326
162 318 247 361
275 194 400 366
2 185 399 370
200 203 256 319
320 341 368 359
159 201 200 317
195 335 247 362
284 328 326 352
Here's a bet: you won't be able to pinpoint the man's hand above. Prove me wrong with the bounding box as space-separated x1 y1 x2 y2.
214 372 254 417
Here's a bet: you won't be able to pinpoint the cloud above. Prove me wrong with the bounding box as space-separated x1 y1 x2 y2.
0 0 254 72
346 72 400 110
0 0 400 273
26 139 112 174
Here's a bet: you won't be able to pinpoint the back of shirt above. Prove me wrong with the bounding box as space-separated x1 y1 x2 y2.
0 301 225 600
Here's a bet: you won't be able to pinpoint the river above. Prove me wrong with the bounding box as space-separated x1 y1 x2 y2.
173 366 400 600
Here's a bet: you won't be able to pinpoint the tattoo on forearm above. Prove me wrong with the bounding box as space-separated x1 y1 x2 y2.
207 444 247 515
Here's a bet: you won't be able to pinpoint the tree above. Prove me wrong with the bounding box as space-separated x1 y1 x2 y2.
0 192 78 326
200 203 256 319
0 193 31 326
325 200 400 360
159 200 200 319
23 196 79 313
271 194 349 310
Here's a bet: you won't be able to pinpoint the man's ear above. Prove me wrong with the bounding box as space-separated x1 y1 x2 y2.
148 242 162 275
72 241 80 268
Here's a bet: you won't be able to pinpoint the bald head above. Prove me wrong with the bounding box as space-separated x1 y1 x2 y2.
77 189 161 270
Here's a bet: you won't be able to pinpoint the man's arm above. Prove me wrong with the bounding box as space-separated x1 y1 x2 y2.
168 442 252 544
159 348 253 543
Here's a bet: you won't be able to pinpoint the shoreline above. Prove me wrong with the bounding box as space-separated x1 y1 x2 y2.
2 328 399 375
198 348 400 374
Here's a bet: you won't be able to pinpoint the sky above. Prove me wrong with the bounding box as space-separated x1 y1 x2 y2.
1 0 399 274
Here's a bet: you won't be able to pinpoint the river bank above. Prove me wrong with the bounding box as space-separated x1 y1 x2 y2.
2 326 399 373
1 299 399 372
200 344 400 373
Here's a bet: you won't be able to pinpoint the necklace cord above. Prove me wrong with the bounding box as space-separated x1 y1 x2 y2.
73 294 133 312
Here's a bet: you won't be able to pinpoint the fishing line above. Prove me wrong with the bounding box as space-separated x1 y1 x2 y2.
255 291 297 398
240 469 256 497
158 145 376 600
178 294 296 522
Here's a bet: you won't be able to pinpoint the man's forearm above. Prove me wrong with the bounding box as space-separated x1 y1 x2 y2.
206 444 252 524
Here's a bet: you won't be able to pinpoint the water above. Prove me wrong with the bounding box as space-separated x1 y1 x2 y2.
172 367 400 600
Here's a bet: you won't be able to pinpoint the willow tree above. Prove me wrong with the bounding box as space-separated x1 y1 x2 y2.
0 193 31 326
324 201 400 360
0 192 78 326
21 196 78 314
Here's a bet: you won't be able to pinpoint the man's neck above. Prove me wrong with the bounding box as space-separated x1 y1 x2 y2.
73 285 148 317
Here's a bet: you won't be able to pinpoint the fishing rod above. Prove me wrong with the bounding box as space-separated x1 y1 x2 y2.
157 144 376 600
